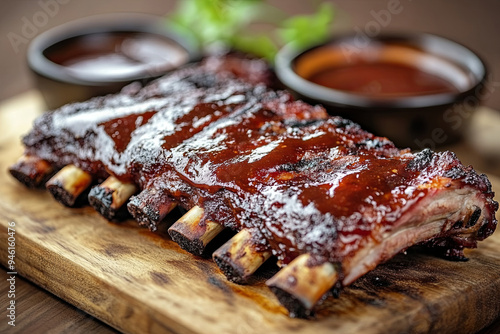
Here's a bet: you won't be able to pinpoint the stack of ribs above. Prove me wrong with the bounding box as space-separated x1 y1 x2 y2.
9 54 498 317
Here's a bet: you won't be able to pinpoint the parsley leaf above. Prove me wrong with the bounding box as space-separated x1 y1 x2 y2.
169 0 334 61
278 3 335 49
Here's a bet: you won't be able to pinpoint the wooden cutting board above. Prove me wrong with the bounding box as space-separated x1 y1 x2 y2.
1 92 500 334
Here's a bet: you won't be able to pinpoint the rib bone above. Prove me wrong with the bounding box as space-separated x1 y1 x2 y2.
213 229 271 284
127 188 177 231
266 253 339 318
88 176 137 221
8 155 54 188
45 164 92 207
168 206 225 256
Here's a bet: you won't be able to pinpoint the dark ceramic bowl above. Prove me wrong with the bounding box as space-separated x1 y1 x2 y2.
28 13 199 110
275 33 488 148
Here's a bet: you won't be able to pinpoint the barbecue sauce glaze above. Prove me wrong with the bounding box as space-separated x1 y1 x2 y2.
23 56 497 267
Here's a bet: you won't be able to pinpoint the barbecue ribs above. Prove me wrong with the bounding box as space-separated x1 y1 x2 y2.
9 54 498 317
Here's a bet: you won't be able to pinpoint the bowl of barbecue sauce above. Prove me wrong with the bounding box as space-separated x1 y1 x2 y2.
28 13 198 109
275 33 487 148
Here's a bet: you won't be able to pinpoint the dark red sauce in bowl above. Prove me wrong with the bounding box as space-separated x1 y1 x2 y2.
306 62 459 97
44 32 189 83
28 13 198 109
275 33 487 148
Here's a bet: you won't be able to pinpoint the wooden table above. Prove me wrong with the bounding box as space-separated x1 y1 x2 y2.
1 91 500 333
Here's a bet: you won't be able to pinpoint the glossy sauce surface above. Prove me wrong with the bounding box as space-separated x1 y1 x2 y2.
45 32 189 81
23 56 493 266
164 106 431 261
307 62 460 97
24 64 427 264
295 44 471 98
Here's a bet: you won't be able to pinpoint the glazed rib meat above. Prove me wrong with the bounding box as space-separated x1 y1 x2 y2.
10 55 498 317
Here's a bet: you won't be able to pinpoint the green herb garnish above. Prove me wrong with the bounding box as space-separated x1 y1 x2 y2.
169 0 334 61
278 3 334 50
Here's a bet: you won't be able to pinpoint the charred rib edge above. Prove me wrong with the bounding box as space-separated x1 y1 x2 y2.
213 229 271 284
127 188 177 231
168 206 225 256
267 253 339 318
88 176 138 221
9 154 54 188
45 164 92 207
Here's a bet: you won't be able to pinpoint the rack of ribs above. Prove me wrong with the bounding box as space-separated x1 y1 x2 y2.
9 54 498 317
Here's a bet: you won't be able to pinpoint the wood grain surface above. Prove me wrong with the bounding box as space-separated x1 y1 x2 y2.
0 92 500 334
0 272 119 333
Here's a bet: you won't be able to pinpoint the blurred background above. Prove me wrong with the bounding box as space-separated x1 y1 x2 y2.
1 0 499 109
1 1 500 333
